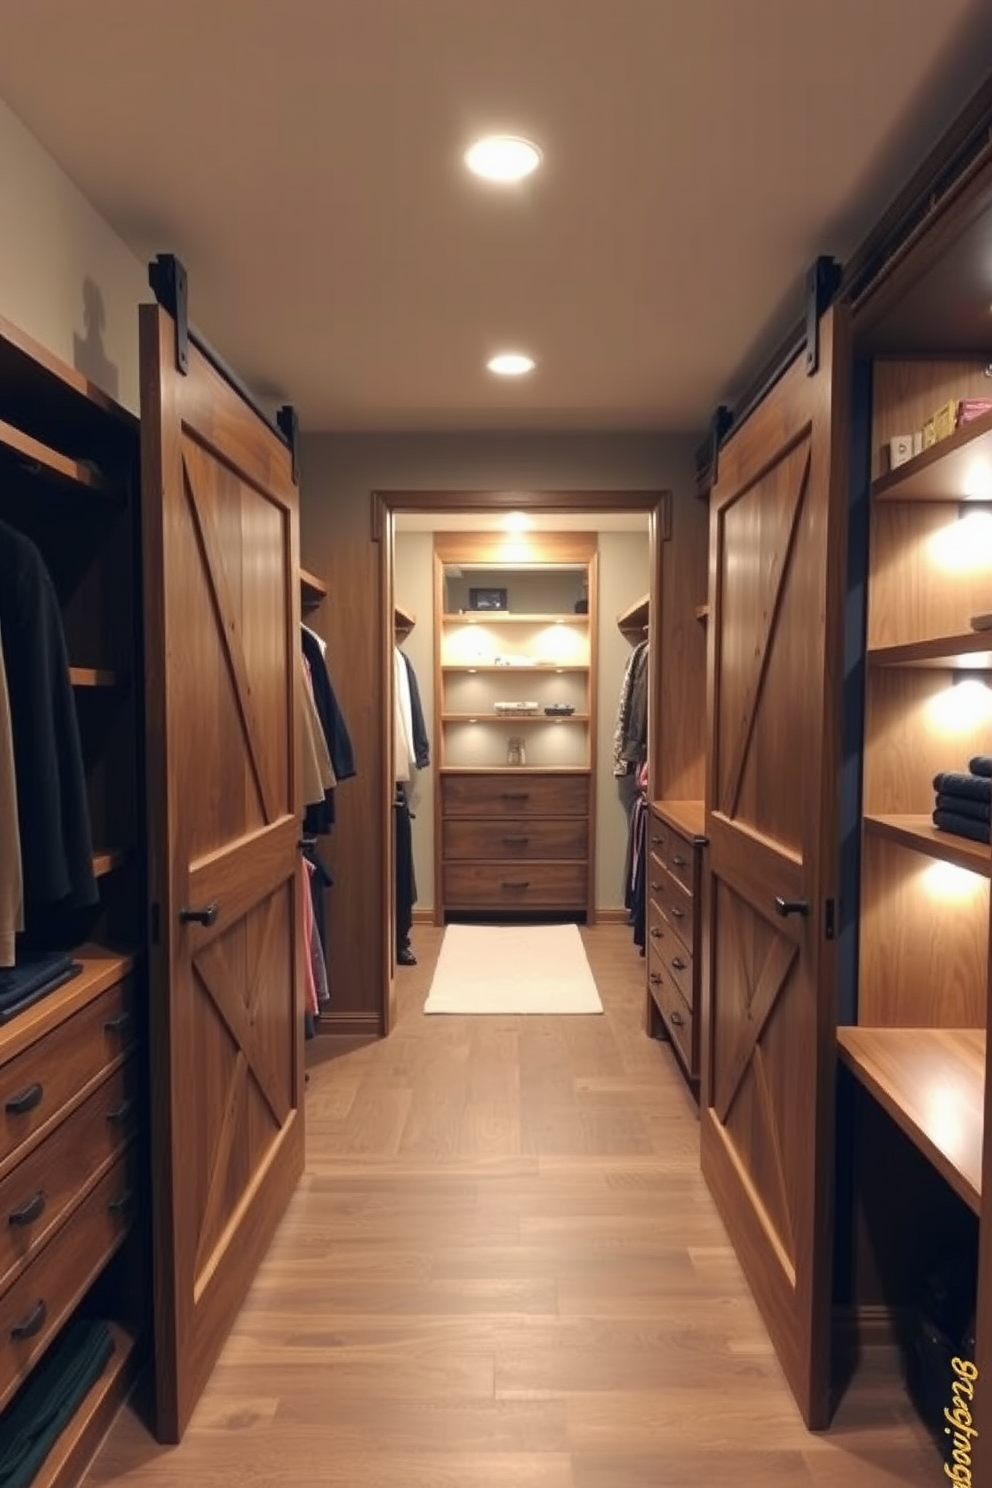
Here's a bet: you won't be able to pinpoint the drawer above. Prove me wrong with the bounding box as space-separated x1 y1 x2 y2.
443 816 588 861
647 950 695 1077
648 864 695 952
0 977 134 1179
442 773 588 818
444 861 588 909
0 1059 137 1298
0 1151 133 1412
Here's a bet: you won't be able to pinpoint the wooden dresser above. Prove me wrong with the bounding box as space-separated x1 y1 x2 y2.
645 800 706 1085
440 770 592 916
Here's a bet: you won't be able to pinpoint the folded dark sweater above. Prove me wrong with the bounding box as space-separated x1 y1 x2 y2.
969 756 992 778
933 771 992 803
933 809 991 845
935 793 992 824
0 955 80 1020
0 1317 114 1488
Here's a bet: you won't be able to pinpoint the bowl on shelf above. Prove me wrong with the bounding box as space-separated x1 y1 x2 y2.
543 703 575 716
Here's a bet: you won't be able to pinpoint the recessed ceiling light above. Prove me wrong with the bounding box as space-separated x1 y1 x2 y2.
502 511 531 532
487 352 535 376
465 135 541 183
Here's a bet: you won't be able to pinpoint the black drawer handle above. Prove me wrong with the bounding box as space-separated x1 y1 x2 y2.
671 957 687 972
670 1009 685 1027
650 927 662 939
180 902 219 927
108 1190 133 1217
502 836 530 846
8 1191 45 1227
5 1084 42 1116
671 907 685 920
104 1011 131 1036
649 972 661 986
106 1099 133 1126
671 854 687 868
10 1299 46 1341
501 880 530 890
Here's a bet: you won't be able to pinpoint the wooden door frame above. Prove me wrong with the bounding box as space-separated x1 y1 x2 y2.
371 489 669 1035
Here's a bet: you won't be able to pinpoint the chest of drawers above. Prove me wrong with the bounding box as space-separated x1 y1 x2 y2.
439 771 592 917
645 802 706 1087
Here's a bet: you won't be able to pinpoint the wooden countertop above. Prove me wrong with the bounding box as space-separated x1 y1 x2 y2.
651 799 706 841
837 1025 985 1215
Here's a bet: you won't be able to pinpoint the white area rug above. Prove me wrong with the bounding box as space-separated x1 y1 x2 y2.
424 923 603 1015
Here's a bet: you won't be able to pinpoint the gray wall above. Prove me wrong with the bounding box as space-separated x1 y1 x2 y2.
395 526 649 913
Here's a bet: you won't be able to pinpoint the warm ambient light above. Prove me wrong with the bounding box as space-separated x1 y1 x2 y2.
487 353 535 377
465 135 541 182
502 511 531 532
923 859 984 903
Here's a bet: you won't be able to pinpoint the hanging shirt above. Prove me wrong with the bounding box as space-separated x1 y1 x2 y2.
394 646 416 783
0 619 23 968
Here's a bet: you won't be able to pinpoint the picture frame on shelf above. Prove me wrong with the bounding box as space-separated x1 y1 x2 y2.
469 586 508 611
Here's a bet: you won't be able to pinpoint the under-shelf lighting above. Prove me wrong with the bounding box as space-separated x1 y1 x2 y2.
923 859 985 903
929 505 992 572
927 674 992 732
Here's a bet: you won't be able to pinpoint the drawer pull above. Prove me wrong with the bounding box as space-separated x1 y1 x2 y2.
671 854 687 868
499 792 530 802
8 1191 46 1227
671 957 687 972
502 836 530 846
651 834 664 846
501 880 530 890
650 880 663 892
671 907 685 920
10 1299 47 1341
650 927 662 939
106 1099 133 1126
104 1011 131 1036
108 1190 133 1217
5 1083 42 1116
670 1009 685 1028
180 902 219 927
649 972 662 986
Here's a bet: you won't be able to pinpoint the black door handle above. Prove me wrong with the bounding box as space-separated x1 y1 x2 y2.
775 897 809 918
180 902 219 927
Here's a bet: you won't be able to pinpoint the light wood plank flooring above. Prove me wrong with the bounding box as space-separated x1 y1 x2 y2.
86 924 938 1486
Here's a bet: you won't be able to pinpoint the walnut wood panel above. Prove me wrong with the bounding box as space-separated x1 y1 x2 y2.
0 1152 132 1413
869 357 992 482
653 827 697 896
647 945 695 1075
857 830 987 1026
656 489 709 802
654 799 706 839
441 772 589 818
443 861 588 910
867 500 992 648
0 978 134 1181
140 303 305 1442
442 817 588 861
837 1026 984 1213
701 309 850 1430
0 1059 136 1298
862 666 992 815
433 531 597 565
648 858 695 950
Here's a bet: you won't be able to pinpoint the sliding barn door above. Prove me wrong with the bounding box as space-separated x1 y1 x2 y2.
701 307 849 1429
140 304 305 1441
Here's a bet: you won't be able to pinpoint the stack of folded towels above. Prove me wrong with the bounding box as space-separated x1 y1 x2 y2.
933 756 992 845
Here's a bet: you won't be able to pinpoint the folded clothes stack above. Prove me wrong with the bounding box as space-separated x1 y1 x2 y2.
932 755 992 845
0 952 81 1023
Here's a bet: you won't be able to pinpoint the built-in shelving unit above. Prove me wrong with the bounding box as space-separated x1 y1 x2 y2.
871 403 992 503
616 593 648 641
299 567 327 611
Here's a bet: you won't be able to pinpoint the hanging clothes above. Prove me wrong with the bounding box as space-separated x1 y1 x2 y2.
401 651 430 770
0 617 23 968
299 653 335 808
0 520 96 925
394 646 416 783
301 625 356 835
613 638 649 775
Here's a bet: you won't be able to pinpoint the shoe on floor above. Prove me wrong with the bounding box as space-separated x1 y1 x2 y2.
397 946 417 966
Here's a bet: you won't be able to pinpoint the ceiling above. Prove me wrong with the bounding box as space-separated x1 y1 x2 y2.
396 512 649 532
1 0 991 433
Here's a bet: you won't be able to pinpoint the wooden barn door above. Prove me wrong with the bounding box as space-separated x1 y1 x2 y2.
701 306 849 1429
140 303 305 1441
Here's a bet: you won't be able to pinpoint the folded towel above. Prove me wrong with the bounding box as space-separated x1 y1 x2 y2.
969 755 992 778
933 809 992 845
0 956 80 1021
935 793 992 824
933 772 992 803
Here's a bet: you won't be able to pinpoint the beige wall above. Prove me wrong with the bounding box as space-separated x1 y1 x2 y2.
298 431 696 1023
0 95 146 412
395 526 649 914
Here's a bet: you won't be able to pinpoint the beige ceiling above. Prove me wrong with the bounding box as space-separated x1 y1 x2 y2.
396 511 649 533
1 0 990 433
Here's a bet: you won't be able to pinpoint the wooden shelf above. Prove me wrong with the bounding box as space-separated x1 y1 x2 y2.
443 612 588 625
838 1026 985 1214
442 712 589 724
299 567 327 609
864 814 991 875
616 593 649 637
872 405 992 502
439 765 591 776
653 799 706 840
69 667 121 689
0 418 113 497
395 603 417 634
441 663 589 674
0 312 136 452
92 850 128 878
694 604 710 622
33 1324 138 1488
868 632 992 668
0 947 135 1063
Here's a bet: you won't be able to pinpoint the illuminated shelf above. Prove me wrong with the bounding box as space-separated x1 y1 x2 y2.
442 712 589 724
864 814 991 876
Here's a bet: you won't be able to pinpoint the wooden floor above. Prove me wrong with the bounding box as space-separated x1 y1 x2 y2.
86 925 937 1487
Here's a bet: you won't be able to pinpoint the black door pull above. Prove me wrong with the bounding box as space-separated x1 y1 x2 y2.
180 902 219 927
775 897 809 918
